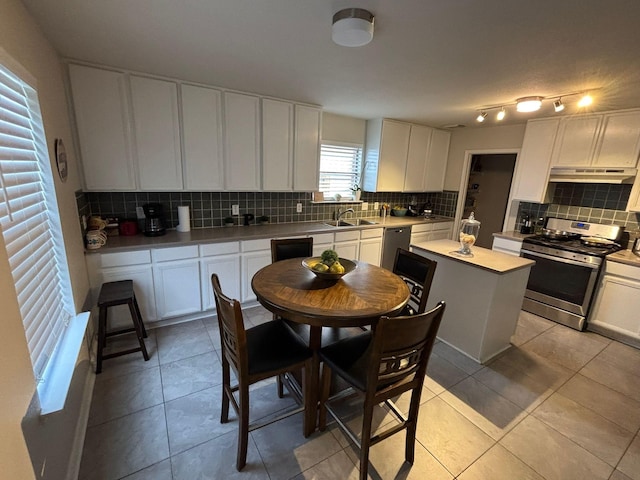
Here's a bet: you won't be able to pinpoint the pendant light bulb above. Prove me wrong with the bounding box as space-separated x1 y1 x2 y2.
476 111 487 122
577 94 593 108
496 108 506 121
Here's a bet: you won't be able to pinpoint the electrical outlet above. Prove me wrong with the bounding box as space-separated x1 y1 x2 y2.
374 202 379 211
361 202 369 211
296 203 303 213
232 204 239 215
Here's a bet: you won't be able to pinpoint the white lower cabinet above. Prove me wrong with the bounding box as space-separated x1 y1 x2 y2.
200 242 241 311
240 239 272 302
152 246 201 319
311 233 334 257
334 230 360 261
359 228 383 266
101 264 157 326
589 261 640 342
492 236 524 256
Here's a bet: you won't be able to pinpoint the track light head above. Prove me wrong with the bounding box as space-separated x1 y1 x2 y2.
496 108 506 121
476 111 487 122
553 99 565 112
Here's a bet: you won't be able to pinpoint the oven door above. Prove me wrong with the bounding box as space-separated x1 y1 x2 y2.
520 249 600 317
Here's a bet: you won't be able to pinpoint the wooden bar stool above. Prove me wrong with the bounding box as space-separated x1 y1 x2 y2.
96 280 149 373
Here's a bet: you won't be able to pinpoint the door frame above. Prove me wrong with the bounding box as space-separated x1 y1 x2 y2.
454 148 521 237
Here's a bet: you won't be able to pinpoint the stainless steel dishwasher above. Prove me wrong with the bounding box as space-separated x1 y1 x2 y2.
381 226 412 270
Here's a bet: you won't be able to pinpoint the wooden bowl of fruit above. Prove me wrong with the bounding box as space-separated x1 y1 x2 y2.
302 249 357 280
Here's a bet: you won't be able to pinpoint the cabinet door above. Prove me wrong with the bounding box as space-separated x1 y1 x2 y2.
294 105 322 191
241 250 272 302
201 255 241 311
182 84 224 190
334 241 359 261
627 176 640 212
590 275 640 337
359 239 382 266
378 120 411 191
552 115 601 167
100 265 157 324
262 99 294 191
404 125 431 192
68 64 136 191
224 92 261 191
424 129 450 192
593 111 640 168
511 118 560 202
130 76 183 190
153 259 201 319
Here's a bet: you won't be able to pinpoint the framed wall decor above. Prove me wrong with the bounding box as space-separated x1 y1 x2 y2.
54 138 67 182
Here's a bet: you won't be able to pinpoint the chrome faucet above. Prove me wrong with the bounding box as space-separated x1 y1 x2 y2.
335 207 355 221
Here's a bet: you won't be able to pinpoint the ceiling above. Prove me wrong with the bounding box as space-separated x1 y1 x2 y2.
21 0 640 128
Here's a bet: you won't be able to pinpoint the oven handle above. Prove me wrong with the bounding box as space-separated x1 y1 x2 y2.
521 249 600 270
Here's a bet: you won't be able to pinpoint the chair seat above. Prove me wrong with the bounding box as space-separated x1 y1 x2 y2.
247 320 312 376
319 331 373 391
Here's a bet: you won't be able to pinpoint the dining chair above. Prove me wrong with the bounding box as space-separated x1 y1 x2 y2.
393 248 437 316
318 301 446 480
271 237 314 263
211 273 313 471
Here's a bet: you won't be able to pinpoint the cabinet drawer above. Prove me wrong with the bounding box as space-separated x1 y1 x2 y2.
200 241 240 257
605 260 640 281
152 245 199 262
241 238 271 252
334 230 360 242
312 233 334 245
492 236 523 254
360 228 383 239
100 250 151 268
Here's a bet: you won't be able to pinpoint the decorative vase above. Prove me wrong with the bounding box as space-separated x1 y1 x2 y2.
355 190 361 201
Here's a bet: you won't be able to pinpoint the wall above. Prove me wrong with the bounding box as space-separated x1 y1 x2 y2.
322 112 366 144
445 124 526 191
0 0 91 478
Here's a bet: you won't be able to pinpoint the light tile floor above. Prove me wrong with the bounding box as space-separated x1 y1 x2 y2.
79 308 640 480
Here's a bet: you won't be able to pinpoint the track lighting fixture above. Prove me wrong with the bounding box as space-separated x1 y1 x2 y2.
496 108 506 121
553 99 565 112
476 112 487 122
516 96 543 112
577 94 593 108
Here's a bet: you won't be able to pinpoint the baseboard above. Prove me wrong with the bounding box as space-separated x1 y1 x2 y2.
65 363 95 480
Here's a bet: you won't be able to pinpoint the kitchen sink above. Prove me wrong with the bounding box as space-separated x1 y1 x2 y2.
324 219 379 227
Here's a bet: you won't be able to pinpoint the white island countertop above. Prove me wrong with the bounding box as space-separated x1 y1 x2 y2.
411 239 534 274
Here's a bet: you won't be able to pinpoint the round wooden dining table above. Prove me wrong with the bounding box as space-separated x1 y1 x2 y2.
251 258 410 435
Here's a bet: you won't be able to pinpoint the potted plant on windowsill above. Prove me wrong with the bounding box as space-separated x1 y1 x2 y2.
258 215 270 225
223 217 234 227
351 184 362 202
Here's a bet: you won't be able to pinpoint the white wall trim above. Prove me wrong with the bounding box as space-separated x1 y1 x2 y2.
65 363 94 480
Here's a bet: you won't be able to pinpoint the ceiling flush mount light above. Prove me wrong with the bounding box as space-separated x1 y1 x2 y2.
476 111 487 122
553 98 565 112
516 96 543 113
332 8 375 47
496 107 506 121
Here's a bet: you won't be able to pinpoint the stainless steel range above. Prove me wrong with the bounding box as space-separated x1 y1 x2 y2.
520 217 624 330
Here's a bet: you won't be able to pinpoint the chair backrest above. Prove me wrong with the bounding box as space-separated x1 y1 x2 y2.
211 273 248 376
271 237 314 263
367 301 445 392
392 248 437 315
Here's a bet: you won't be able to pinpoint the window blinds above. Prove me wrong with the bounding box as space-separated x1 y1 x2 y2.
319 143 362 199
0 64 73 379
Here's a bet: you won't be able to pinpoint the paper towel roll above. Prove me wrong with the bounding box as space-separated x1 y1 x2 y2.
177 206 191 232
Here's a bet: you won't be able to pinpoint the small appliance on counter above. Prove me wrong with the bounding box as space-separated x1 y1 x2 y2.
520 212 533 234
143 203 166 237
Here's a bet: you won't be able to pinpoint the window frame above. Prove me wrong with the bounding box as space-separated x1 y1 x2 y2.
317 141 363 202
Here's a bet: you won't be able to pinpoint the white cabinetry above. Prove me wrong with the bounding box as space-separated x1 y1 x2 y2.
240 239 272 302
200 242 241 311
359 228 383 266
510 118 560 202
364 119 450 193
262 99 294 191
181 84 224 190
152 246 201 319
589 260 640 345
68 64 136 191
130 76 183 190
224 92 261 191
491 236 523 256
293 105 321 191
410 221 454 244
552 115 602 167
311 233 334 257
334 230 360 260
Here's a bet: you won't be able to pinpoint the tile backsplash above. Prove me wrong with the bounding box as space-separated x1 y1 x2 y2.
78 190 459 230
517 183 640 238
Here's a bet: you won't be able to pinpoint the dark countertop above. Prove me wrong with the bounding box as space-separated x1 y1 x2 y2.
89 216 454 253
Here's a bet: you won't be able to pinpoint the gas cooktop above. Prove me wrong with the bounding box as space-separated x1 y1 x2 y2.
522 235 622 257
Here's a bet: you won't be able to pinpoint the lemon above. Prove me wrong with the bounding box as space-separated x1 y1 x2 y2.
329 261 345 274
312 263 329 273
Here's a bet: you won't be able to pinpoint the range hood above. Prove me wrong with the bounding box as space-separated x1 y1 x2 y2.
548 167 637 184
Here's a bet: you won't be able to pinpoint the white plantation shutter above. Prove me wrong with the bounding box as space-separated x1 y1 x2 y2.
319 143 362 199
0 63 74 380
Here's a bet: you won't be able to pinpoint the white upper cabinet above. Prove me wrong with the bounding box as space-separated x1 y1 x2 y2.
130 76 183 190
181 84 224 190
293 105 321 191
552 115 602 167
510 118 560 202
224 92 261 191
68 64 136 191
262 98 294 191
594 110 640 167
364 119 450 193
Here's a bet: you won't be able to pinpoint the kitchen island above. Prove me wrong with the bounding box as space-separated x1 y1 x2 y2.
411 239 534 363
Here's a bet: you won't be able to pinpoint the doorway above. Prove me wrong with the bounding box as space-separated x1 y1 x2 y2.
462 153 517 248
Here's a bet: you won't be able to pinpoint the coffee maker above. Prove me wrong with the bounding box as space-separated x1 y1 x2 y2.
143 203 166 237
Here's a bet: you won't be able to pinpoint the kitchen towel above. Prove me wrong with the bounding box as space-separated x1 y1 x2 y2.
177 206 191 232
